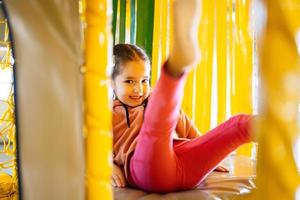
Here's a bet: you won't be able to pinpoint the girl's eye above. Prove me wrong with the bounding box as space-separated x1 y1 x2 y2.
124 80 134 84
142 79 149 84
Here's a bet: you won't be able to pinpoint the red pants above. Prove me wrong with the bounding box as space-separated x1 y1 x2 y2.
130 67 252 193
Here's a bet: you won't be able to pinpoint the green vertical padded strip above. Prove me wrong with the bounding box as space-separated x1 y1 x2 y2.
130 0 136 44
136 0 154 59
119 0 126 43
112 0 118 45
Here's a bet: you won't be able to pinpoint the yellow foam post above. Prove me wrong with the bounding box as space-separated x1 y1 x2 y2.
168 0 174 58
85 0 113 199
194 0 214 132
216 0 227 124
151 0 171 87
182 71 196 119
161 0 171 69
151 0 163 86
231 0 254 156
125 0 131 43
256 0 300 199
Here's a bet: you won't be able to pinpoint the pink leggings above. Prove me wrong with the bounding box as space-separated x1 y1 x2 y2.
129 66 252 193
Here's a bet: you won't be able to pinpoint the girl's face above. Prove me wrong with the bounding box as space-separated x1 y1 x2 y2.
113 60 151 107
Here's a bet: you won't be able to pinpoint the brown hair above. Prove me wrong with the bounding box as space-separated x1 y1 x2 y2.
112 44 150 80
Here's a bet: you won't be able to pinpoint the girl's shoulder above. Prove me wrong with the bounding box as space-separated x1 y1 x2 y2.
113 100 126 116
113 99 122 108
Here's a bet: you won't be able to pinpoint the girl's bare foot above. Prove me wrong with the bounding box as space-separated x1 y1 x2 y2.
167 0 201 76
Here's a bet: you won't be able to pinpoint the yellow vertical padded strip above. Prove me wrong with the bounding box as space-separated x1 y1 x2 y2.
182 71 196 119
181 0 195 119
151 0 170 87
216 0 227 124
115 0 121 44
85 0 113 199
168 0 174 58
180 0 195 120
226 0 233 121
256 0 300 199
231 0 253 156
236 6 253 157
160 1 168 72
230 0 241 156
194 0 214 133
151 0 162 87
125 0 131 43
236 0 253 115
230 0 238 116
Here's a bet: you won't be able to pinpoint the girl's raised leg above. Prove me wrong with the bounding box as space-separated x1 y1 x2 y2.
130 0 201 193
174 114 253 189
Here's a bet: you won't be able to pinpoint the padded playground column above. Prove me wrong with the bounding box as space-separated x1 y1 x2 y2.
256 0 300 199
85 0 113 199
232 0 254 157
4 1 85 200
193 0 214 133
151 0 170 86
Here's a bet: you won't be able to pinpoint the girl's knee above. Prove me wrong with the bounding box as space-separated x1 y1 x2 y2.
230 114 253 142
230 114 252 123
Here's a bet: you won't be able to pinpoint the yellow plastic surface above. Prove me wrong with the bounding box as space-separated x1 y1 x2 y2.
150 0 163 86
84 0 113 199
125 0 131 43
231 0 254 156
256 0 300 199
193 0 214 133
216 0 227 124
151 0 171 87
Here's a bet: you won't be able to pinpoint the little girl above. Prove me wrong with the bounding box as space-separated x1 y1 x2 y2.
111 0 253 193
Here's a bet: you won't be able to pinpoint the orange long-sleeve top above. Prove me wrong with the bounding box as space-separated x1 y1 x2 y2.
113 99 201 181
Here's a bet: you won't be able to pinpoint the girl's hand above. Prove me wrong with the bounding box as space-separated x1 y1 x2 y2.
111 164 127 188
214 164 229 173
